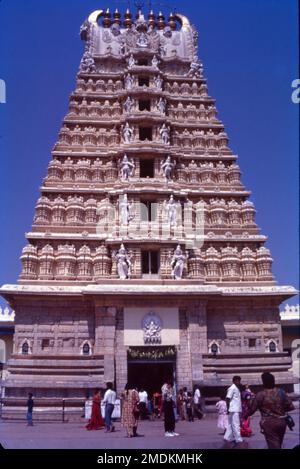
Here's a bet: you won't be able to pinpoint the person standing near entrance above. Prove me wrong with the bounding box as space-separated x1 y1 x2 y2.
223 376 245 448
102 382 116 433
162 380 179 437
26 393 34 426
121 383 140 437
138 388 148 420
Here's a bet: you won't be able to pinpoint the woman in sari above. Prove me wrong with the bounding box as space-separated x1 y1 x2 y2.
86 389 105 430
121 383 140 437
240 384 254 437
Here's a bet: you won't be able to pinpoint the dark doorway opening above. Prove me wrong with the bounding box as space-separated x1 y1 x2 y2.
139 100 151 111
138 58 148 66
140 159 154 178
127 362 174 397
139 127 152 141
138 77 150 87
142 250 160 275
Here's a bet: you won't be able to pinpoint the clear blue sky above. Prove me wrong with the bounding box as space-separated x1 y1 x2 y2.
0 0 298 307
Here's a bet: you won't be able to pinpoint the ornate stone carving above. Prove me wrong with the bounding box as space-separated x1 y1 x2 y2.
142 313 162 344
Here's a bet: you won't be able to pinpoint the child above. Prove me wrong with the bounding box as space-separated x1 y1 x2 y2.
27 393 34 426
216 397 228 434
186 392 194 422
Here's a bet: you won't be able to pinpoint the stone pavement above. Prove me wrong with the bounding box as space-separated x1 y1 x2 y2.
0 410 299 449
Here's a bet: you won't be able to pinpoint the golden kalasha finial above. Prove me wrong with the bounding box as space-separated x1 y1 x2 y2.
157 11 165 30
113 8 121 26
169 12 176 30
103 8 111 28
124 8 132 28
148 10 156 28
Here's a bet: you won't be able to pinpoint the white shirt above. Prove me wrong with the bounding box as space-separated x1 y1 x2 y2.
193 388 201 405
139 391 148 403
226 384 242 413
102 389 116 405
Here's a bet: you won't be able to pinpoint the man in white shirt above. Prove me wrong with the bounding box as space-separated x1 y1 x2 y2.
102 382 116 432
193 386 204 419
223 375 244 447
138 388 148 420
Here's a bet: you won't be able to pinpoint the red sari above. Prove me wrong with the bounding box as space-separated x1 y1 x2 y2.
86 394 104 430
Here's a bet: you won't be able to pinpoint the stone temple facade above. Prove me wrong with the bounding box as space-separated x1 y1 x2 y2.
0 8 297 414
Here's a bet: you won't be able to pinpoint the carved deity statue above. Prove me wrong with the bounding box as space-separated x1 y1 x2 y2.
159 123 170 145
187 55 203 78
171 245 186 280
151 55 159 68
120 194 134 225
161 156 175 182
137 32 149 48
120 154 135 181
157 97 166 114
124 96 134 113
125 73 134 90
128 54 136 68
122 122 134 143
143 320 161 344
154 75 163 89
164 195 178 226
115 244 132 279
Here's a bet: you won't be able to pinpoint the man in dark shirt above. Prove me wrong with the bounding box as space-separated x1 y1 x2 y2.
27 393 34 426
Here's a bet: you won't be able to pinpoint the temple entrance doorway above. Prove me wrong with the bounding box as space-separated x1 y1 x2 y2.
127 346 176 397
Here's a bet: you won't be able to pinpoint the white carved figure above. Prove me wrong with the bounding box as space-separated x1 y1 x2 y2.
120 194 134 225
120 154 135 181
159 123 170 145
125 73 134 90
116 244 132 279
154 75 163 89
171 245 186 280
187 55 203 78
165 195 178 226
124 96 134 113
122 122 133 143
161 156 175 182
128 54 136 68
157 97 166 114
151 55 159 68
143 319 161 344
79 51 96 73
137 32 149 48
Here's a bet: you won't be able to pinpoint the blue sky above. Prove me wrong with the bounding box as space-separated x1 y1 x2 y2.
0 0 298 307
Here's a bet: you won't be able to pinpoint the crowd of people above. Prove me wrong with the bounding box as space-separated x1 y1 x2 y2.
25 372 295 448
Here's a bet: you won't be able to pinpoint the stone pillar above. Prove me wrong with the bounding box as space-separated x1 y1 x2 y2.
115 309 128 394
187 301 207 383
95 306 117 384
177 309 192 389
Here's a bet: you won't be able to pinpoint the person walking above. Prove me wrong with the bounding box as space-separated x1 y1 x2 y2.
102 382 116 433
186 392 194 421
121 383 140 437
86 389 104 430
223 376 245 448
216 396 228 434
248 372 294 449
177 389 185 420
162 380 179 437
240 384 254 437
26 393 34 426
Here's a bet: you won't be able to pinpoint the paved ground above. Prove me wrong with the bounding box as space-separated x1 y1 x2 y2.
0 409 299 449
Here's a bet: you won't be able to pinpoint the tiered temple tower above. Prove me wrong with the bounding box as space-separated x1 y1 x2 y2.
1 8 297 416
